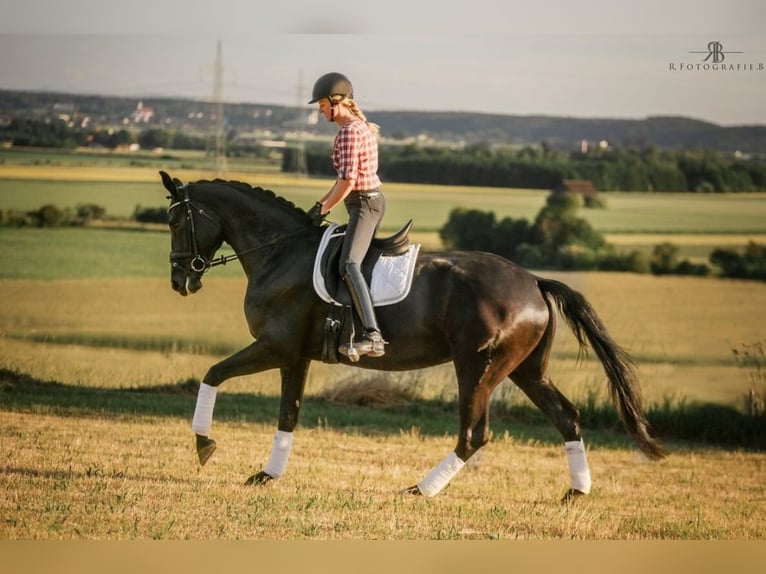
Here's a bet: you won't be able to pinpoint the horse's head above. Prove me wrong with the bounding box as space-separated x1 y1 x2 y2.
160 171 224 296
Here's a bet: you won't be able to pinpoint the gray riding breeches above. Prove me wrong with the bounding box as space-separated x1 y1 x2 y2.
339 189 386 275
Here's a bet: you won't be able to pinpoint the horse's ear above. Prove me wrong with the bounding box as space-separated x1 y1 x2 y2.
159 171 180 198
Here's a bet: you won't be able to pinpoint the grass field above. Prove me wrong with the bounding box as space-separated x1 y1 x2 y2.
1 156 765 539
3 161 766 260
1 407 764 539
2 272 764 406
5 162 766 232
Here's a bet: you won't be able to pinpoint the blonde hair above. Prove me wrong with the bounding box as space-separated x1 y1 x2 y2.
332 95 380 135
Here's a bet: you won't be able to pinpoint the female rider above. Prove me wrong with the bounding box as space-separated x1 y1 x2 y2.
306 72 387 359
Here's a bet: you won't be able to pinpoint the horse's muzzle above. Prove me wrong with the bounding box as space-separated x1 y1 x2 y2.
171 265 203 296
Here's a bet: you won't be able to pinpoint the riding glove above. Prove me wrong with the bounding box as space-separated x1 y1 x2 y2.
307 202 327 226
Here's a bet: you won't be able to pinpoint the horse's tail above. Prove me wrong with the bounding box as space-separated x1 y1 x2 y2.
537 278 666 460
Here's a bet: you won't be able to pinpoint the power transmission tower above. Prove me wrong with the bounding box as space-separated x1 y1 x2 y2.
206 40 228 177
291 69 308 177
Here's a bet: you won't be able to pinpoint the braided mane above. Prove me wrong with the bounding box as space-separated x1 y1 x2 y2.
194 178 311 223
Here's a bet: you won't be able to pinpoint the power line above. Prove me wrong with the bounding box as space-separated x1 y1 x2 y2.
206 40 228 177
290 69 308 177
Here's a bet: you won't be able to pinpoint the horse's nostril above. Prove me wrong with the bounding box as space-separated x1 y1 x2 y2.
171 277 187 295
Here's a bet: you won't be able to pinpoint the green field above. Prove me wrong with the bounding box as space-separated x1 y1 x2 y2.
4 177 766 234
3 159 766 265
0 227 216 280
4 160 766 234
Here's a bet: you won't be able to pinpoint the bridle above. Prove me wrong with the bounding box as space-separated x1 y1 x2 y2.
167 184 313 274
167 185 221 273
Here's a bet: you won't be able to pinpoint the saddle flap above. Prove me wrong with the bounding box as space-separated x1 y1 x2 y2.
313 223 420 308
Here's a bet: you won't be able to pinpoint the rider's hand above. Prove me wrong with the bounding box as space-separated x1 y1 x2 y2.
307 202 327 226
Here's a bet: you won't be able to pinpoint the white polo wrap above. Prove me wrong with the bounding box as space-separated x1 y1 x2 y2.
417 451 466 497
191 383 218 436
564 439 592 494
263 430 294 478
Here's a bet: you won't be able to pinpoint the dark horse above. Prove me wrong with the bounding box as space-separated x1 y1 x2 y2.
160 171 665 501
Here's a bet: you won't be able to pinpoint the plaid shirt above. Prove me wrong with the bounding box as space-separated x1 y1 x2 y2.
333 119 381 190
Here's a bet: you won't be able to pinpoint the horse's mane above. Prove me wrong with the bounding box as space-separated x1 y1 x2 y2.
193 178 311 223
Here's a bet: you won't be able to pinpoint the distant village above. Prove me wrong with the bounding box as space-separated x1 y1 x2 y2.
1 89 764 157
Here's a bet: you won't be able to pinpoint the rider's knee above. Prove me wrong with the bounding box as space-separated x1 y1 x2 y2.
341 260 360 279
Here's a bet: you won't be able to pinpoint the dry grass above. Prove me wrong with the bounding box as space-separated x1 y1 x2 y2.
2 270 766 539
2 272 765 407
1 410 764 539
319 377 419 408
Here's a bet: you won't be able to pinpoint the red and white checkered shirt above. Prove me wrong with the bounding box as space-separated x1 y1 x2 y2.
333 119 381 190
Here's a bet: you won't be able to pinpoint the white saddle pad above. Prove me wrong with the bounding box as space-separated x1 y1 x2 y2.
312 223 421 307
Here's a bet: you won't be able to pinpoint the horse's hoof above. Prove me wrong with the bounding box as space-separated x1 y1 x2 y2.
400 484 423 496
195 435 217 466
561 488 587 505
244 471 274 486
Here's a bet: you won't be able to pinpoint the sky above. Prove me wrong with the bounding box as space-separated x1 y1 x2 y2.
1 1 764 126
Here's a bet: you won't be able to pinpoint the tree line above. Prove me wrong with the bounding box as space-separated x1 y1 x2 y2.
288 143 766 193
4 118 766 193
0 118 211 151
4 117 762 277
438 191 766 281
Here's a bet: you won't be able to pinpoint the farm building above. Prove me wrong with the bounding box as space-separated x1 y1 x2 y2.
553 179 597 199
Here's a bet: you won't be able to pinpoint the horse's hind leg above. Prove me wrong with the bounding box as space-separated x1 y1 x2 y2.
511 299 591 503
401 358 492 497
511 371 591 503
509 323 592 503
407 342 538 497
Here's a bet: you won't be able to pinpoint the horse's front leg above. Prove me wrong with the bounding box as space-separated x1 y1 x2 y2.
245 358 310 486
191 338 288 466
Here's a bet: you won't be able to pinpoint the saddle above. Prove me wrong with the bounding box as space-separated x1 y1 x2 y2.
313 221 421 364
313 220 418 307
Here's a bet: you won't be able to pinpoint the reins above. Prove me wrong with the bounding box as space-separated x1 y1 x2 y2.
206 226 314 269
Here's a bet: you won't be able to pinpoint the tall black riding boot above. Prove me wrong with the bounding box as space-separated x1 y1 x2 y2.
341 263 386 358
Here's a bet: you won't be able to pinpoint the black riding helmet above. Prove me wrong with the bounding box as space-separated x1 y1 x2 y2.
308 72 354 104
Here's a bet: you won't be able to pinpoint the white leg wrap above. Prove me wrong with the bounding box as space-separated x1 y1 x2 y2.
417 451 466 497
191 383 218 436
263 430 294 478
565 439 592 494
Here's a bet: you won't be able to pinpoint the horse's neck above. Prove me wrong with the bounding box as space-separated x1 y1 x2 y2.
202 186 306 259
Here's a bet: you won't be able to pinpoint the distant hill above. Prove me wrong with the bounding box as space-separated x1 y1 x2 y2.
1 89 764 154
370 111 766 154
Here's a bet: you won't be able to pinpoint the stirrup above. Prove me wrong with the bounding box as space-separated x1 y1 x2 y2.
363 329 386 358
339 330 386 360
